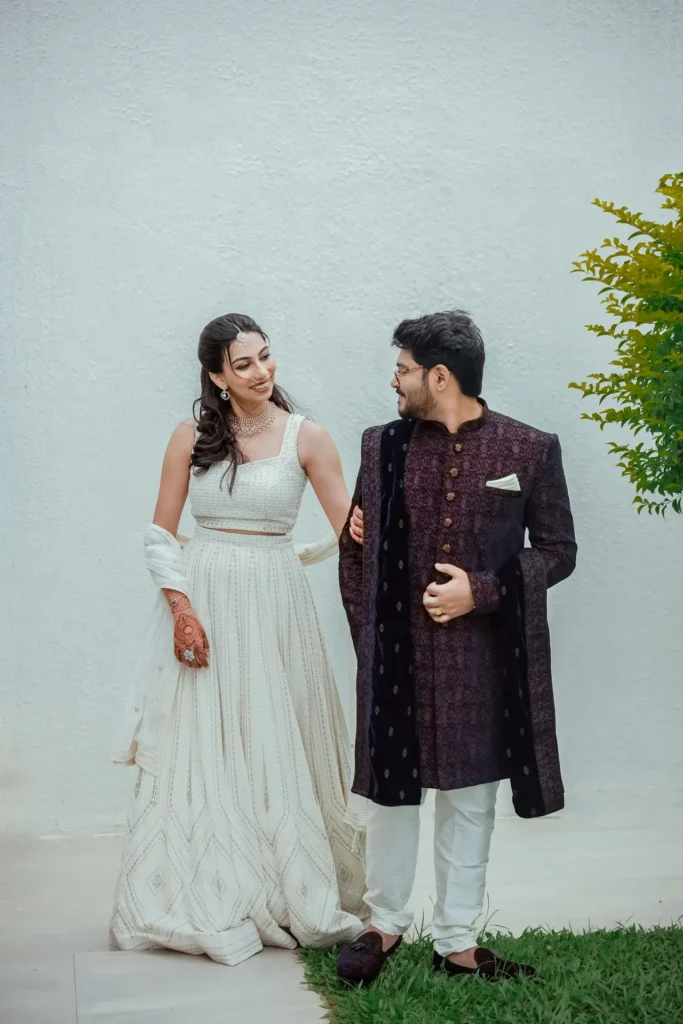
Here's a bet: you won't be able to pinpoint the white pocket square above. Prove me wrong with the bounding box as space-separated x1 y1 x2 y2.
486 473 521 493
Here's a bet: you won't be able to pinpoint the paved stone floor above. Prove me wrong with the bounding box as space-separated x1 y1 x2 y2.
2 805 682 1022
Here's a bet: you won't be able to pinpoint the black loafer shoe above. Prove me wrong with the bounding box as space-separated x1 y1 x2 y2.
433 948 536 981
337 931 402 984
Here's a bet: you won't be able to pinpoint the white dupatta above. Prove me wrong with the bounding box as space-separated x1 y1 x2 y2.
112 525 191 774
113 525 341 776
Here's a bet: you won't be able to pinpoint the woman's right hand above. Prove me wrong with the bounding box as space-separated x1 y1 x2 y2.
169 594 210 669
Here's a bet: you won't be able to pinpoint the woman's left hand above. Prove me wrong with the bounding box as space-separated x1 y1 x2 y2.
349 506 364 545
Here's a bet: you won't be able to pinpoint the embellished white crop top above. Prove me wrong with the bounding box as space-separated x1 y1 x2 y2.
189 413 308 535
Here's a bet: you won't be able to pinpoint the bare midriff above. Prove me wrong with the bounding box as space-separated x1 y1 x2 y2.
207 527 285 537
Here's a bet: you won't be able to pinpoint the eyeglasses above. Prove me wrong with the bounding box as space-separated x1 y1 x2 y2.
393 364 424 382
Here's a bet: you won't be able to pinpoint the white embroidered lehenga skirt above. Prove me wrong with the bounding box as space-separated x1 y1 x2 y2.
110 526 366 966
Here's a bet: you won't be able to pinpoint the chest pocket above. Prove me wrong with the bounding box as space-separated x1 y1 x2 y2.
483 488 525 570
484 485 525 520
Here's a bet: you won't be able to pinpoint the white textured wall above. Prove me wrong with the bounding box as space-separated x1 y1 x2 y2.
1 0 682 835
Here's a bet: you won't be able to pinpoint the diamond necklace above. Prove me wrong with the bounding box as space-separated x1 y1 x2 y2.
229 401 277 438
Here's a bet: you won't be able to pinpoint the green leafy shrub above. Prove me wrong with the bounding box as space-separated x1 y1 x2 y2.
570 173 683 514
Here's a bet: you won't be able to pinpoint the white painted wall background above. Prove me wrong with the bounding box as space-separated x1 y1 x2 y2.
1 0 682 835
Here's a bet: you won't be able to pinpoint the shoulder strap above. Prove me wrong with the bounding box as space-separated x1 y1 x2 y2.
281 413 305 461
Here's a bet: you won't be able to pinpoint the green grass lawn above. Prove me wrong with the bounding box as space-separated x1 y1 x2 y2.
300 926 683 1023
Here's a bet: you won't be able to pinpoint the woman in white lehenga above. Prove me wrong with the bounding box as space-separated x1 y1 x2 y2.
111 312 366 966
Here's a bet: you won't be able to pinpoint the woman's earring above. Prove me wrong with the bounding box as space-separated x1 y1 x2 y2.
220 389 230 401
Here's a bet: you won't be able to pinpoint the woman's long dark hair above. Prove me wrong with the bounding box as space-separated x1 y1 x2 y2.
192 313 293 490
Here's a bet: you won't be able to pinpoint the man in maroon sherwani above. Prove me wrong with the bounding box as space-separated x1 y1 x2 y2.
336 310 576 985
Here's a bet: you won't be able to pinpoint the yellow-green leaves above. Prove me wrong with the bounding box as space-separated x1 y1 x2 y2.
570 173 683 515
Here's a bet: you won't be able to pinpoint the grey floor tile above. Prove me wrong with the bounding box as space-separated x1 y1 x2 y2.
0 957 77 1024
0 834 121 964
4 818 683 1022
74 949 324 1024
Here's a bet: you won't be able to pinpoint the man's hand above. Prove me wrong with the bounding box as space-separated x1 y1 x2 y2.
350 506 364 545
423 563 474 624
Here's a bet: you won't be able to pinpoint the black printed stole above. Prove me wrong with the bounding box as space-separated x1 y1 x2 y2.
498 555 558 818
368 419 421 806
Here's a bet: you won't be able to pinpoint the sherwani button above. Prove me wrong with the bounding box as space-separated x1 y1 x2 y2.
443 517 453 527
449 467 459 478
446 492 456 502
442 544 451 554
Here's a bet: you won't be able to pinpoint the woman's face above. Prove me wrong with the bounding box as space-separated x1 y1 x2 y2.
212 332 277 407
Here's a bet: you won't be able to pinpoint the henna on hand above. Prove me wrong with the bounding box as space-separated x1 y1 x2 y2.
164 590 191 615
163 589 210 669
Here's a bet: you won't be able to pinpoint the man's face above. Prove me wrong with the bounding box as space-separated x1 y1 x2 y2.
392 351 436 420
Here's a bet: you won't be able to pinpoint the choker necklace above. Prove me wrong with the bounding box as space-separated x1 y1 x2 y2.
229 401 276 438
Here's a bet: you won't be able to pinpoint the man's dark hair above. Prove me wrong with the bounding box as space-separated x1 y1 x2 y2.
392 310 485 397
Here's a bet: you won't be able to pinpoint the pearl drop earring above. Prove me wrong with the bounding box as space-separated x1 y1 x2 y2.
220 389 230 401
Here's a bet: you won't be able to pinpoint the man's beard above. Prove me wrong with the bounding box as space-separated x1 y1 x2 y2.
398 384 436 421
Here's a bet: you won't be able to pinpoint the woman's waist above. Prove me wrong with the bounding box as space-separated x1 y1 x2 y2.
193 513 294 533
190 523 295 549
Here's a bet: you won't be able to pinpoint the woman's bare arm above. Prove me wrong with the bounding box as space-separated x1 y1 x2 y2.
151 419 209 669
152 419 195 536
298 420 351 538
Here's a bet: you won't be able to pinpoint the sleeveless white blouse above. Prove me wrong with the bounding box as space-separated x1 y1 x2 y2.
189 413 307 534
